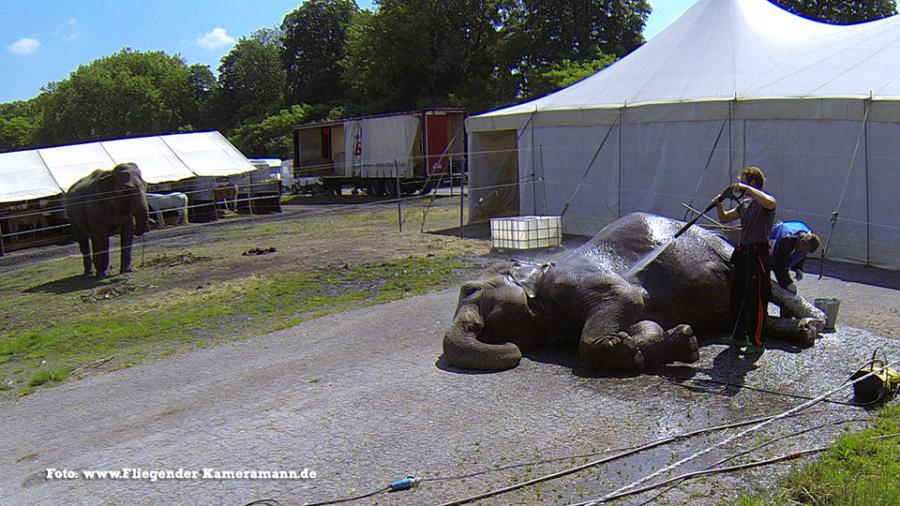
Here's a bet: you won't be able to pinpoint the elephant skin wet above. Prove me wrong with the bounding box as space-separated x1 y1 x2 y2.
442 212 822 373
64 162 150 278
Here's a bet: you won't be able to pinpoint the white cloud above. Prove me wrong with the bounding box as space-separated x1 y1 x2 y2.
196 27 234 50
67 18 78 26
6 37 41 55
65 32 80 42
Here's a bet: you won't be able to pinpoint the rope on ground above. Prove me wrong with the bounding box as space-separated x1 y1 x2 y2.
573 358 900 506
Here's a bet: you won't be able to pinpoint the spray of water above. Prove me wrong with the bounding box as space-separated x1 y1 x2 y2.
622 238 674 279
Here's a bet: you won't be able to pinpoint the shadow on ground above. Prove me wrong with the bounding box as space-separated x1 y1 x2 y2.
805 257 900 290
24 274 122 294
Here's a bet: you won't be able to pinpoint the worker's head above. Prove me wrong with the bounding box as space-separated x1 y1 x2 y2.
738 166 766 189
798 233 820 254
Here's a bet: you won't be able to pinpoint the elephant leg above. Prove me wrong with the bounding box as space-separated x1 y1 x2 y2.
120 232 135 273
77 238 93 276
628 321 699 367
578 276 648 372
767 284 825 346
771 283 826 322
92 236 111 278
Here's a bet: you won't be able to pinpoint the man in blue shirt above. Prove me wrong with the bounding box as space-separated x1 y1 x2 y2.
770 221 819 294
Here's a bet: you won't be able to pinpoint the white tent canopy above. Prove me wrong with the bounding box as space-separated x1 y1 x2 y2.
467 0 900 269
0 131 255 203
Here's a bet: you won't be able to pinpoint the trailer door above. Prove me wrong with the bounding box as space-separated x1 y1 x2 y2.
426 113 449 176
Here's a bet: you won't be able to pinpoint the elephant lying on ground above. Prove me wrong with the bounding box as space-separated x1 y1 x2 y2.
147 192 189 227
442 212 822 373
64 162 150 278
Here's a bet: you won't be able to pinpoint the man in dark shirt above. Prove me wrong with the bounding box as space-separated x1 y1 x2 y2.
714 166 777 355
770 221 819 294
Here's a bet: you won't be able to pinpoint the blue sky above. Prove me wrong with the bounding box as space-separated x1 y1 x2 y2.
1 0 694 104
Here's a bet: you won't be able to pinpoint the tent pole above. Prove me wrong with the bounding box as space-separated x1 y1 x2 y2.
531 108 536 215
618 105 623 218
864 97 871 265
539 144 548 215
729 98 734 182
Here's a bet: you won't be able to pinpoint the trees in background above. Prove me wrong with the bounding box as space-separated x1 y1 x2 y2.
36 49 198 146
0 1 652 154
214 28 287 131
281 0 357 107
770 0 896 24
12 1 895 156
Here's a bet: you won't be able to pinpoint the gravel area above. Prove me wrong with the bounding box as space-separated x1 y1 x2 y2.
1 287 897 505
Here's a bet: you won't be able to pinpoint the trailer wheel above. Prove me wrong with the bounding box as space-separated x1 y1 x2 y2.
384 179 398 197
367 179 386 196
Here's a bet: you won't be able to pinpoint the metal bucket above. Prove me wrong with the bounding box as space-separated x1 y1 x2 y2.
814 298 840 331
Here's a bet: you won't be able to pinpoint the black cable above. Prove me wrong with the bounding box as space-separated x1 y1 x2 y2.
660 377 869 407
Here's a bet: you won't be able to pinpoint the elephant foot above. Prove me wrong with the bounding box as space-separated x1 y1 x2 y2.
579 331 645 372
766 316 820 347
121 266 135 274
666 324 699 364
627 321 698 367
96 270 111 279
797 317 821 347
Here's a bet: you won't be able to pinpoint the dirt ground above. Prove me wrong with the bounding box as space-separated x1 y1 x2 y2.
1 195 899 505
3 194 896 340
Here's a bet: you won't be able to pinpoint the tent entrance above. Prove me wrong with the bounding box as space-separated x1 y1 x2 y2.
469 130 520 221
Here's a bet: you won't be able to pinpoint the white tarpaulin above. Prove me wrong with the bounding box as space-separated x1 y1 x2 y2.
343 114 419 178
0 150 60 203
467 0 900 269
0 131 254 203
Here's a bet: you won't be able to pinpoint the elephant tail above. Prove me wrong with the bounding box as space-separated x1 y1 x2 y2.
442 305 522 371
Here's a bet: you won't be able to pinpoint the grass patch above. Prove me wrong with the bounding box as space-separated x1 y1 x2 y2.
0 208 476 398
27 367 72 387
740 403 900 505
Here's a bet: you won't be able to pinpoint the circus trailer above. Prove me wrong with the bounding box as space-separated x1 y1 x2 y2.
291 109 466 196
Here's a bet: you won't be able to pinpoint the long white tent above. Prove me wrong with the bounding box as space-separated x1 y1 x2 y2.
0 131 255 203
467 0 900 269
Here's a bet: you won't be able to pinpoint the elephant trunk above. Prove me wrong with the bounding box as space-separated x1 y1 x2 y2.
442 304 522 371
132 191 150 236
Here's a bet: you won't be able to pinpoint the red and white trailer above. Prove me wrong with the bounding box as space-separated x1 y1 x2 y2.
291 108 466 195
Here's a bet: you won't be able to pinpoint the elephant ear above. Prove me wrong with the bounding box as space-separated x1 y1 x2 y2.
94 169 116 196
507 261 552 299
111 162 145 191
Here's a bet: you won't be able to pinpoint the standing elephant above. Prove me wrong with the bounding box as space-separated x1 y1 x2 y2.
64 162 150 278
442 212 822 373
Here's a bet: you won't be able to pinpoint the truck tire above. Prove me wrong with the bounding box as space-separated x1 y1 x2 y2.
367 179 386 197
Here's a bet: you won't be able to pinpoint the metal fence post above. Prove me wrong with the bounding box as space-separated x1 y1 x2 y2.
395 160 402 232
459 169 465 239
